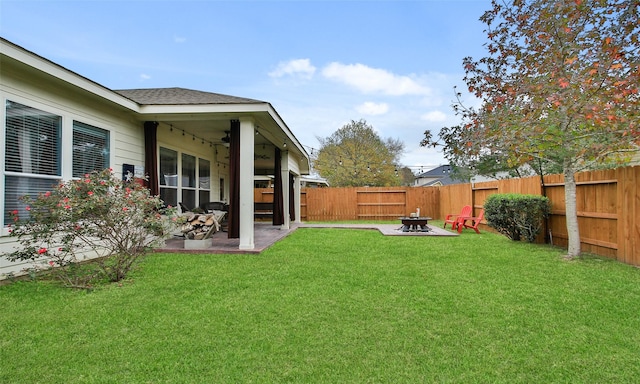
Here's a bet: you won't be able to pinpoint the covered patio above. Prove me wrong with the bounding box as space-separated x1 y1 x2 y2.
115 88 311 251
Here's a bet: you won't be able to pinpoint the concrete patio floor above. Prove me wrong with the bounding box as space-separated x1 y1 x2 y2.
156 221 458 255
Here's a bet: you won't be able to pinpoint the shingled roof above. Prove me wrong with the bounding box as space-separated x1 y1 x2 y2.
114 87 266 106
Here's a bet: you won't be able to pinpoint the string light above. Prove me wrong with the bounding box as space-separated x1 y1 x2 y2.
165 126 437 175
166 124 220 149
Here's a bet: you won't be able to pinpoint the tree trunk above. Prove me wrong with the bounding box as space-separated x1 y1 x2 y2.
563 165 581 257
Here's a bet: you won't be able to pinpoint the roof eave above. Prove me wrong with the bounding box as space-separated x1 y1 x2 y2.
1 38 139 111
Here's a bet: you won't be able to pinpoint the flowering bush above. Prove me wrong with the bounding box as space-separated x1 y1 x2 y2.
5 168 177 287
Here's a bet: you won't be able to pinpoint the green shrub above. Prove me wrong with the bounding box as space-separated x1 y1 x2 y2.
5 169 177 288
484 194 550 242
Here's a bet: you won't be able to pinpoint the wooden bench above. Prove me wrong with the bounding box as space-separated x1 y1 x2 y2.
254 202 273 220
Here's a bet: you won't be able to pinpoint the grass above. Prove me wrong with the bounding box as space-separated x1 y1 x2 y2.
2 224 640 383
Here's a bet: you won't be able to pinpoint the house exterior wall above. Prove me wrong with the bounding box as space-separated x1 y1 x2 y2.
414 177 440 186
1 59 144 278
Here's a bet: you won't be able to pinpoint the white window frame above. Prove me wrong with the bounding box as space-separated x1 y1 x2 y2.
1 97 114 235
158 145 212 210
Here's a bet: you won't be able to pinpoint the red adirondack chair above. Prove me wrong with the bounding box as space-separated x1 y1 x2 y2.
458 209 485 234
443 205 472 231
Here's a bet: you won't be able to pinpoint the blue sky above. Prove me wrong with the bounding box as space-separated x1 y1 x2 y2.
1 0 490 171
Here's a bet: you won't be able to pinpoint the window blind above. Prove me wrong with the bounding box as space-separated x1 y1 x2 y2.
72 121 110 177
4 100 61 176
3 175 59 225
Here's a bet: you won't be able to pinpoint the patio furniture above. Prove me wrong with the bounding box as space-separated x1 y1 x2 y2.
254 202 274 220
443 205 472 231
200 201 228 212
179 202 192 213
399 216 432 232
457 209 484 234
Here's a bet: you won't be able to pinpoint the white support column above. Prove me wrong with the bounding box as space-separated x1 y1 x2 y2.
281 150 290 230
293 175 302 223
239 118 255 250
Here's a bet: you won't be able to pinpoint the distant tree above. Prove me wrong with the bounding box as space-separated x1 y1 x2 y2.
422 0 639 258
315 119 404 187
398 166 416 186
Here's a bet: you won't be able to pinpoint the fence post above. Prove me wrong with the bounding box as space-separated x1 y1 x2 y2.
617 166 640 265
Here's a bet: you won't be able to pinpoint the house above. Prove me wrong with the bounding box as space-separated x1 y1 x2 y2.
300 176 329 188
0 38 310 277
254 175 329 188
414 165 463 187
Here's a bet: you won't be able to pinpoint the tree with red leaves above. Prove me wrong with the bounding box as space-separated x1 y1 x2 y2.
423 0 639 257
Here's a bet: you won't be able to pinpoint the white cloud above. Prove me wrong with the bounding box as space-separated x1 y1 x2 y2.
269 58 316 79
140 73 151 81
174 36 187 43
421 110 447 123
321 62 430 96
356 101 389 115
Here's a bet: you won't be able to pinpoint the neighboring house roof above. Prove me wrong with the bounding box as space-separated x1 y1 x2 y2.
300 176 330 187
415 165 460 186
115 87 265 106
416 165 453 178
253 175 329 187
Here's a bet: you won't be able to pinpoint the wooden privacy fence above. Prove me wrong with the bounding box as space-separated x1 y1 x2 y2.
255 186 440 221
440 166 639 266
301 186 440 222
255 165 639 266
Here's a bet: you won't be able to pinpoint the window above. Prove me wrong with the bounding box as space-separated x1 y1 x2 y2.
158 147 212 210
199 158 210 204
4 101 62 224
3 101 112 227
181 154 196 209
159 147 178 208
5 101 61 176
73 121 110 177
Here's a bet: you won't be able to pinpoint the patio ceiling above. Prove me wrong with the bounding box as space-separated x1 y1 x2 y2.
153 113 298 173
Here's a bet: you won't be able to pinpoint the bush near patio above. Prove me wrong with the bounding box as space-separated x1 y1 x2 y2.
5 168 177 288
484 193 550 242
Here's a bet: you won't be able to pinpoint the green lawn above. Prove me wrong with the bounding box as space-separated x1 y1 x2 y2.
2 225 640 383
